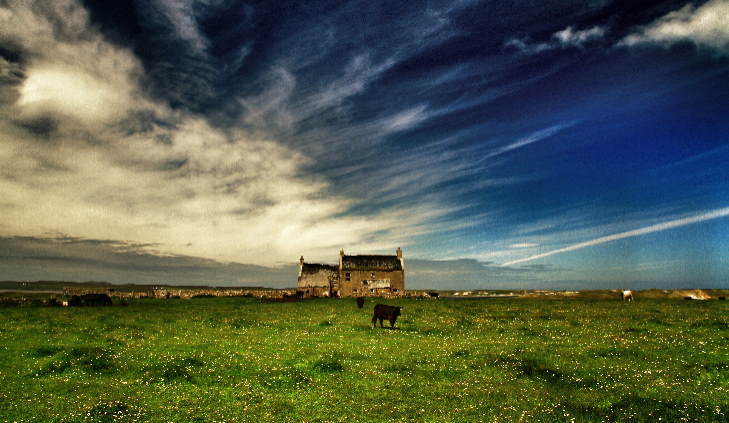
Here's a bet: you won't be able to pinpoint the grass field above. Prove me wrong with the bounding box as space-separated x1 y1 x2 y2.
0 297 727 422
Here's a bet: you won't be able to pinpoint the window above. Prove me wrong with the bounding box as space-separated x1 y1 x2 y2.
353 288 357 293
370 272 376 279
345 272 350 281
362 280 368 286
370 289 374 293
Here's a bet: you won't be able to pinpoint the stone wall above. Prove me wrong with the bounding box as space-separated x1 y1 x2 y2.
63 286 295 299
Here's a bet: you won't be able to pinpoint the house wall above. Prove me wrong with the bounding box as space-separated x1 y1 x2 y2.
338 269 404 297
298 268 338 297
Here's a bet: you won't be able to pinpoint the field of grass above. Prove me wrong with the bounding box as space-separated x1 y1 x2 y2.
1 297 727 422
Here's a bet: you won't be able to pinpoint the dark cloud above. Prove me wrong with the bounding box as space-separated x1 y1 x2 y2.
160 158 187 171
14 115 59 138
0 236 565 289
0 235 296 287
114 109 176 136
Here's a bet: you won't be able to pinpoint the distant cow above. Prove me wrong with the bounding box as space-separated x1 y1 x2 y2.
46 298 62 307
428 292 439 299
69 293 112 306
356 297 365 308
622 290 633 302
372 304 402 328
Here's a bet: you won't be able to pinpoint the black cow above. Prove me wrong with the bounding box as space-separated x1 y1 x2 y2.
84 293 112 306
46 298 62 307
356 297 365 308
69 293 112 306
372 304 402 328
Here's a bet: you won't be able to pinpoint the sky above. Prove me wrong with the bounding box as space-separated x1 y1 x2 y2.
1 0 728 290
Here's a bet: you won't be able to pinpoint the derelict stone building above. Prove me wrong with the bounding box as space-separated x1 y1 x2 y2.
297 248 404 297
297 260 339 297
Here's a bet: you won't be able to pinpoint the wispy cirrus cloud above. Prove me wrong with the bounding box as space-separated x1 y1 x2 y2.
502 206 729 266
478 122 576 163
147 0 212 55
506 25 607 54
620 0 729 55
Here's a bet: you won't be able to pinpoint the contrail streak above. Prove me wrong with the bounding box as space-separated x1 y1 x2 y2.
502 206 729 266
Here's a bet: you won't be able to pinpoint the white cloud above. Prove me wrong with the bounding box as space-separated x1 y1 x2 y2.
553 26 606 46
384 105 430 132
17 66 134 124
0 0 448 266
0 0 147 127
506 26 607 54
150 0 210 54
502 206 729 266
478 122 575 162
620 0 729 54
504 38 552 55
310 54 396 110
509 243 538 249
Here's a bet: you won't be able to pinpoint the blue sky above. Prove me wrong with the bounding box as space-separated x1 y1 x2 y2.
0 0 728 289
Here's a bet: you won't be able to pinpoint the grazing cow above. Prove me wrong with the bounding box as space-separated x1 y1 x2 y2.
428 292 439 299
372 304 402 328
82 293 113 306
621 290 633 302
69 294 113 306
46 298 61 307
356 297 365 308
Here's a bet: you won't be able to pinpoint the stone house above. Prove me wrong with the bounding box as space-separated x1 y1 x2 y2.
297 260 339 297
297 248 404 297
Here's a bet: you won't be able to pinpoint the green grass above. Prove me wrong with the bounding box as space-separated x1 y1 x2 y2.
0 297 727 422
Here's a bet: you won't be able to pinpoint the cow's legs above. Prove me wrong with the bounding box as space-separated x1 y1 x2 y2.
371 315 377 328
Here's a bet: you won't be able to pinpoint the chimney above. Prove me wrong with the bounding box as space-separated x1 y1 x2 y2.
396 247 402 259
298 256 304 278
299 256 305 266
339 249 344 271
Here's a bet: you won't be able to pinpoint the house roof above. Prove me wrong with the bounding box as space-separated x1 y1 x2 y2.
341 255 402 271
301 263 338 275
